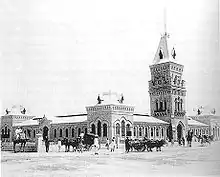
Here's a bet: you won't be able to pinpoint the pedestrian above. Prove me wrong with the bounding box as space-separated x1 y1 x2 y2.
94 135 99 155
58 139 61 152
116 136 119 149
125 137 130 153
110 137 116 152
45 136 50 153
182 137 185 146
106 138 109 150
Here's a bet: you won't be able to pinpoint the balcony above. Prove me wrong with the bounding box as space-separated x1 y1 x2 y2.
174 110 186 117
153 110 169 117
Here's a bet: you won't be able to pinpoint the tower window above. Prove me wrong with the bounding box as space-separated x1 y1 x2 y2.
159 49 163 59
164 100 167 111
54 129 56 138
156 100 159 111
159 101 163 111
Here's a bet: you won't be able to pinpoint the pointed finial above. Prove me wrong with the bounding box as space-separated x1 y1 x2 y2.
164 7 167 35
163 7 169 38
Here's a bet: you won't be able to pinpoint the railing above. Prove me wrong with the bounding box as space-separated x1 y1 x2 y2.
174 111 186 117
153 110 168 117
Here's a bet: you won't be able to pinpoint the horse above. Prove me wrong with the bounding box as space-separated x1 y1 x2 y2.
13 133 28 153
195 135 211 145
129 139 146 152
143 138 167 152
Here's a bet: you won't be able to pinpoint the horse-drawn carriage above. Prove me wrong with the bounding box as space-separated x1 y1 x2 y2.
129 138 167 152
61 133 96 152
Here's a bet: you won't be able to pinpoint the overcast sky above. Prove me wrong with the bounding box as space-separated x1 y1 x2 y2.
0 0 219 116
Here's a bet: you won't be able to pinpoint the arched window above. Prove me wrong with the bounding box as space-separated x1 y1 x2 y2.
156 100 159 111
161 128 164 137
159 49 163 59
33 130 36 138
66 128 68 137
164 100 167 111
91 124 96 134
103 123 107 137
145 127 148 137
54 129 56 138
139 127 142 137
156 128 159 137
133 127 136 137
180 99 183 111
60 129 62 137
85 128 87 134
5 127 7 135
151 127 154 137
159 101 163 111
78 128 81 137
72 128 74 137
175 99 177 111
97 121 101 137
121 120 125 137
126 124 130 136
2 129 4 135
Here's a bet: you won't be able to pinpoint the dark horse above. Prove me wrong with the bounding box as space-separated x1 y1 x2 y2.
13 133 28 153
61 133 95 152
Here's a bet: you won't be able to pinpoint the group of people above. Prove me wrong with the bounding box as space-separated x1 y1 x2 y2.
15 127 26 140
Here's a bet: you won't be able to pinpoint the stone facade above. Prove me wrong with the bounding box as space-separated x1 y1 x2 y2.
149 32 187 141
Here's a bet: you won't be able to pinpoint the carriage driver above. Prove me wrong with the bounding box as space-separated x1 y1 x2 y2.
15 127 23 139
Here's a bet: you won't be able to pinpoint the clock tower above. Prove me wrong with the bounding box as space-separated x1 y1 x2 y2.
148 32 188 141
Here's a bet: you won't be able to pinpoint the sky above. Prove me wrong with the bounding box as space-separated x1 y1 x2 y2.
0 0 219 116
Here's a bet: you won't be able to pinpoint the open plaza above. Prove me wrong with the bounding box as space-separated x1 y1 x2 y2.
1 1 219 177
1 141 220 177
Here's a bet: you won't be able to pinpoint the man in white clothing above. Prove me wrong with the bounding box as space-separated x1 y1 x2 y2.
94 135 99 155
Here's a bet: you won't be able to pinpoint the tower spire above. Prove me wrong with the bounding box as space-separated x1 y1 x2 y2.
163 7 169 37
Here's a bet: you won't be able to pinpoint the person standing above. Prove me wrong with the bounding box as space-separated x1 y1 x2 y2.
125 137 130 153
58 139 61 152
106 138 109 150
45 136 50 153
94 135 99 155
110 137 116 152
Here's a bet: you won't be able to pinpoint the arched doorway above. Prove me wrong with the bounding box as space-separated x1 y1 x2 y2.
97 121 101 137
103 123 107 137
91 124 96 134
116 123 120 135
177 123 183 141
43 126 49 140
121 120 125 137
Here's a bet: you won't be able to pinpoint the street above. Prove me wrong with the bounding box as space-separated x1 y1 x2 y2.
1 141 220 177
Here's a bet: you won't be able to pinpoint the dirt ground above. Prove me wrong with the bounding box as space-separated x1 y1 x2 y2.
1 141 220 177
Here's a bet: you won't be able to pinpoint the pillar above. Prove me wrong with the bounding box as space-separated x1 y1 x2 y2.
36 133 44 153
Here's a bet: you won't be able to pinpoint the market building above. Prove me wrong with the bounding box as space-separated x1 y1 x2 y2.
1 31 218 143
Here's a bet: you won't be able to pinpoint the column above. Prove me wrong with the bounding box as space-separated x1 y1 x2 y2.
36 133 44 153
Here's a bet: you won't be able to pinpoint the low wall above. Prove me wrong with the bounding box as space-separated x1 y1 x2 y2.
1 142 37 152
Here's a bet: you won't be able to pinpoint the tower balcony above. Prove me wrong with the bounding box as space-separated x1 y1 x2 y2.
153 110 169 117
174 110 186 117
